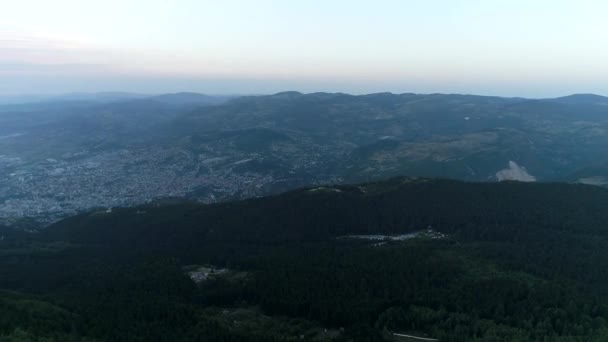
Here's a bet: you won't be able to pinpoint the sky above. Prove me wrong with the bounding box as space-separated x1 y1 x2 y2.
1 0 607 97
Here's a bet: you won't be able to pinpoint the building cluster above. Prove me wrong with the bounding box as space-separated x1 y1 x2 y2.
0 143 339 226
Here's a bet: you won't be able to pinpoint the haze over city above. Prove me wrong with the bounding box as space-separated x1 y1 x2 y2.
2 0 607 97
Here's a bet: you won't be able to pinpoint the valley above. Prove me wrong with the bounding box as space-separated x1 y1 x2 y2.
1 92 608 227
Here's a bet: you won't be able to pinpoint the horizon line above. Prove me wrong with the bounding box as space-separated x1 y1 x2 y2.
1 90 606 102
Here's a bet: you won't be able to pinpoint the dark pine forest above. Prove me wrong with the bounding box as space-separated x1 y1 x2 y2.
2 178 608 341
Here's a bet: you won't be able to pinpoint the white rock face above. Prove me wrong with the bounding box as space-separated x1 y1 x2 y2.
496 161 536 182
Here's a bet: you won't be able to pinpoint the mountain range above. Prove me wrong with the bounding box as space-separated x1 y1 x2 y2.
1 91 607 225
3 90 608 340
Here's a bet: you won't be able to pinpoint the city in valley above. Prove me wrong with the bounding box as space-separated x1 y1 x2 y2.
0 145 336 226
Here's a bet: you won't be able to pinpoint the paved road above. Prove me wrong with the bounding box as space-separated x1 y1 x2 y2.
393 332 438 341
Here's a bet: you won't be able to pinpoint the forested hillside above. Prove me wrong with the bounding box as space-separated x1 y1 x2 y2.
2 178 608 341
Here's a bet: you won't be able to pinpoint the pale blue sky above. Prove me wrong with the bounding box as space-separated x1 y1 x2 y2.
1 0 607 96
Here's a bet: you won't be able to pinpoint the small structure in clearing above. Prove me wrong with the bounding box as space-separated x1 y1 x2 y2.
186 266 229 284
339 229 446 242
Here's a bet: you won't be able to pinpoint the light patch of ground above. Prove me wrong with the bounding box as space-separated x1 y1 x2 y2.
309 187 342 193
0 133 25 140
392 332 438 341
339 229 446 242
183 265 248 284
371 132 499 163
232 158 253 165
187 266 228 283
496 161 536 182
577 177 608 187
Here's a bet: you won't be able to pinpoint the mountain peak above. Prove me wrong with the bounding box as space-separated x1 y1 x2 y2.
273 91 303 97
552 93 608 104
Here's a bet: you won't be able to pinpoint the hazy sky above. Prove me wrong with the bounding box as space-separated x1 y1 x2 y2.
1 0 607 97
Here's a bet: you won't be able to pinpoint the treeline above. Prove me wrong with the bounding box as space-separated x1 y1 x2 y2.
45 178 608 246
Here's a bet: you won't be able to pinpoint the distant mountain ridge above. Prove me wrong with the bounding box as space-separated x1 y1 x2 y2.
551 93 608 105
0 91 235 106
148 92 236 106
0 92 147 105
175 91 608 182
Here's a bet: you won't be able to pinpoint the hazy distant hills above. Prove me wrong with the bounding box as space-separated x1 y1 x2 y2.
0 92 148 105
0 91 236 106
0 92 234 149
1 91 608 224
175 91 608 183
148 92 235 106
551 93 608 105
